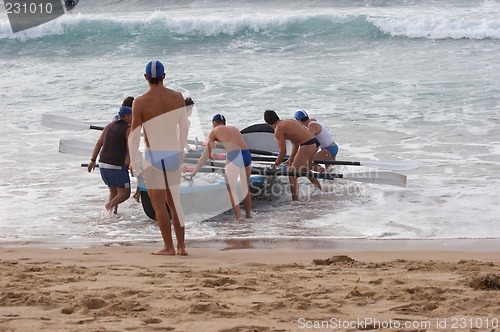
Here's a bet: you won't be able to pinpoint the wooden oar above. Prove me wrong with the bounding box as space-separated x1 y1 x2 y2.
59 139 226 159
249 154 420 171
183 158 226 168
60 139 94 156
183 165 406 187
49 113 418 172
42 114 105 130
44 114 201 145
81 162 405 187
63 138 417 173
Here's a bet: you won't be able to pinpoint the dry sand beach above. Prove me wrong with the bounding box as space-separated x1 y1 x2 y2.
0 242 499 332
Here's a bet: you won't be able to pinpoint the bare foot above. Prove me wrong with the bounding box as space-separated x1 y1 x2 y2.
151 248 175 256
177 247 188 256
105 203 118 214
246 214 252 219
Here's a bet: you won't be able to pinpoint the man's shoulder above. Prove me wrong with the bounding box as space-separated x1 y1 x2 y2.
218 125 241 134
160 87 183 99
277 119 295 130
132 94 146 105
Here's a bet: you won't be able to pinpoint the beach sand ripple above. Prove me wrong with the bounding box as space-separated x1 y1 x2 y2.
0 247 498 331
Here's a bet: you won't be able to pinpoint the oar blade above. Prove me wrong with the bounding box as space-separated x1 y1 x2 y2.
59 139 94 156
42 114 92 130
341 171 407 188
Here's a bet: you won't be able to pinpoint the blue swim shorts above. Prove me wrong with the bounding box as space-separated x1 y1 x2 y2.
226 149 252 168
322 143 339 157
145 150 181 172
99 163 130 188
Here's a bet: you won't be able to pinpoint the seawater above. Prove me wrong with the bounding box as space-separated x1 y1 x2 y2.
0 0 499 248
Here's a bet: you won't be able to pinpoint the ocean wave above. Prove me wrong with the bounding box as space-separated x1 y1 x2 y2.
369 16 500 40
1 12 499 42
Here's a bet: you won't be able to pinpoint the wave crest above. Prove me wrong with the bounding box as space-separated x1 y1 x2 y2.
1 12 499 42
370 16 500 40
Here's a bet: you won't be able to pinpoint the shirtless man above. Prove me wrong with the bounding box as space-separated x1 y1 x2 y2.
129 60 189 256
264 110 321 201
187 114 252 221
294 109 338 171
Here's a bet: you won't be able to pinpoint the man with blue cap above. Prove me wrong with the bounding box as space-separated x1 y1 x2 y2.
129 60 189 256
186 114 252 221
88 106 133 214
294 109 338 170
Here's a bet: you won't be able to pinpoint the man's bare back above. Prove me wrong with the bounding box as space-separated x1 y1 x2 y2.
264 110 321 201
134 87 184 123
210 125 249 151
274 119 315 145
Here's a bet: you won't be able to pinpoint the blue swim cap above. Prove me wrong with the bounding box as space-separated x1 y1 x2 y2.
118 106 132 117
212 114 226 123
294 109 308 120
145 60 165 79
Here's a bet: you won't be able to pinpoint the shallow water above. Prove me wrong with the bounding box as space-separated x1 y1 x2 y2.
0 0 499 247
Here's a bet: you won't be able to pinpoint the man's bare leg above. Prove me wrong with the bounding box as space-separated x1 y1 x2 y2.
243 166 252 218
166 187 187 255
105 187 131 214
312 149 334 173
288 175 299 201
307 153 322 190
225 165 244 221
105 187 118 213
148 189 176 255
289 144 321 200
165 170 187 255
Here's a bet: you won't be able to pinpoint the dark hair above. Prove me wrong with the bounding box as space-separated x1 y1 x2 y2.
264 110 279 125
122 96 134 107
184 97 194 107
299 116 309 122
213 120 226 125
146 77 163 85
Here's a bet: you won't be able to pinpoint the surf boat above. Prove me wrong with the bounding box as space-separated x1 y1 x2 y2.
138 172 273 221
42 114 412 221
138 123 284 220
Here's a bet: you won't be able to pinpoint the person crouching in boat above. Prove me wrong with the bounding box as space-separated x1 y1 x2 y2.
264 110 321 201
186 114 252 221
294 109 338 172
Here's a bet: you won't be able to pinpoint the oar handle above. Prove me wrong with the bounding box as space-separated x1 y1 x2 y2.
183 158 226 168
315 160 361 166
184 152 226 160
250 154 361 166
81 163 99 168
253 168 342 180
90 125 104 130
249 148 277 156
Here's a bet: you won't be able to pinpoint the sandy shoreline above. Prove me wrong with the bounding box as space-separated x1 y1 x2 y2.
2 237 500 251
1 244 499 331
